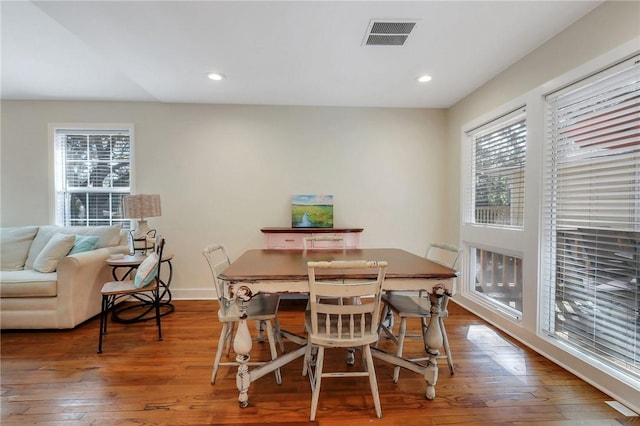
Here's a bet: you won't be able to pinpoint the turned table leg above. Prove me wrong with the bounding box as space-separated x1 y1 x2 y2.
232 286 254 408
423 287 446 400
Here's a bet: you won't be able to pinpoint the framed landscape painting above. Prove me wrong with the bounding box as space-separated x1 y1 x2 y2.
291 195 333 228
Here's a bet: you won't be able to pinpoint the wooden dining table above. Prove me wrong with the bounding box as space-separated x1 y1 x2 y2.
218 248 458 408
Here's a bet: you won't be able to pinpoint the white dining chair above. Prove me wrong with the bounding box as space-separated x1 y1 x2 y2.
302 260 387 421
377 243 462 380
202 244 284 385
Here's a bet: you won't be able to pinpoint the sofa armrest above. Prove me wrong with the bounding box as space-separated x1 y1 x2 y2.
54 245 129 327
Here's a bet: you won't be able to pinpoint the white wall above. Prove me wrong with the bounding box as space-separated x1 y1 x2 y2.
1 102 447 298
445 0 640 413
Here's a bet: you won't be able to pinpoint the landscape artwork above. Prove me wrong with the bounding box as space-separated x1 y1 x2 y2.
291 195 334 228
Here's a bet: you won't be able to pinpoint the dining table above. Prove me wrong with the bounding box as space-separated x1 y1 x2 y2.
217 248 458 408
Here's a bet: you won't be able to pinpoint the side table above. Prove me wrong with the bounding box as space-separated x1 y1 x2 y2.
106 253 175 323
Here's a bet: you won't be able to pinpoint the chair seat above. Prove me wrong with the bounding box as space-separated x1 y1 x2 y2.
218 293 280 322
101 279 158 295
304 311 378 347
381 293 449 318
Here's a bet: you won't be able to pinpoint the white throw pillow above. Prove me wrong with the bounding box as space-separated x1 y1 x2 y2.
133 252 159 288
0 226 38 270
32 233 76 273
25 224 122 269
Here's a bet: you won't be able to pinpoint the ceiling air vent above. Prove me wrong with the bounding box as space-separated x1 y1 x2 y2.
363 20 417 46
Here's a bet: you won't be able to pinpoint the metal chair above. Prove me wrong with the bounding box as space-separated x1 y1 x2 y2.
377 243 462 380
302 260 387 421
202 244 283 385
98 236 166 353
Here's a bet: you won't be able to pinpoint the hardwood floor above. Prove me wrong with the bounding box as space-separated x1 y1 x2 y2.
1 300 637 425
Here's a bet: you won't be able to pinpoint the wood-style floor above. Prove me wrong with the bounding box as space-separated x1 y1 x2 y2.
1 300 638 425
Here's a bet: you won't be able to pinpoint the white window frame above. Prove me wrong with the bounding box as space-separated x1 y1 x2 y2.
460 104 532 321
49 123 135 227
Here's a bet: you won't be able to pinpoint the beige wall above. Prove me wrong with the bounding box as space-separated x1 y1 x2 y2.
1 102 447 297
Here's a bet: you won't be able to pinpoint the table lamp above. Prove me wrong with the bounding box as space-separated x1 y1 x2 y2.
123 194 162 239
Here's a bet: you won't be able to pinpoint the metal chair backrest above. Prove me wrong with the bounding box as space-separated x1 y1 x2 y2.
153 236 165 281
202 244 231 303
307 260 387 343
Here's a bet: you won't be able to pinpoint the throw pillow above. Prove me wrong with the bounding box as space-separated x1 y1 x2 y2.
32 233 76 273
68 235 100 255
0 226 38 270
25 224 122 269
133 252 159 288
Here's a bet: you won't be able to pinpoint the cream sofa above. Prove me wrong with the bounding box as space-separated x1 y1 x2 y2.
0 225 129 329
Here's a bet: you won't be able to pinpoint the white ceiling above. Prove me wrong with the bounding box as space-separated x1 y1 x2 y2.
1 1 603 108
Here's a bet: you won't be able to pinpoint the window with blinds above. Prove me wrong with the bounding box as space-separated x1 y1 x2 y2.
468 109 527 228
463 108 527 316
54 128 132 227
542 55 639 380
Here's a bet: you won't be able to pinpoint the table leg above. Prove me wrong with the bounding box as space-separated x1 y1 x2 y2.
423 291 444 400
232 286 253 408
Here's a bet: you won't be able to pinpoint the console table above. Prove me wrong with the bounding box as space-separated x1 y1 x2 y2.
261 227 363 249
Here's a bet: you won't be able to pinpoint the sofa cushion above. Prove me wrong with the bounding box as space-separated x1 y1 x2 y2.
0 226 38 271
0 270 57 297
68 235 100 255
32 233 76 273
25 224 122 269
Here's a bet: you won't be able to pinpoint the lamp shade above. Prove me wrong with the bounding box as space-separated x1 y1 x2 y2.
123 194 162 219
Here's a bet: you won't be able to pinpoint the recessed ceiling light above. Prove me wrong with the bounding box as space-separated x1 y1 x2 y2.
207 72 224 81
417 75 432 83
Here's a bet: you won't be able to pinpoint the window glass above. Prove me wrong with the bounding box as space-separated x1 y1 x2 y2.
54 128 132 228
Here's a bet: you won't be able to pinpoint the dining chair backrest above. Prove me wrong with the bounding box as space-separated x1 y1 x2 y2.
202 244 231 303
306 260 387 343
426 242 462 271
303 235 346 250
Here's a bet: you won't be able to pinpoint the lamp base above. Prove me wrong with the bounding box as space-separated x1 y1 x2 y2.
129 220 156 255
133 219 151 240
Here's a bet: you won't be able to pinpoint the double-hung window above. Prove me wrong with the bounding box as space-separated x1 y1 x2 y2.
463 108 527 316
54 127 132 228
542 55 640 380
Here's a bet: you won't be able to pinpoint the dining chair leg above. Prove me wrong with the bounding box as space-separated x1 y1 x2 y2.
224 322 235 356
364 344 382 419
273 315 286 354
392 317 408 383
256 320 266 343
264 320 282 384
212 323 229 384
309 346 325 422
154 288 163 341
375 304 395 346
97 295 109 354
440 317 454 375
302 342 310 377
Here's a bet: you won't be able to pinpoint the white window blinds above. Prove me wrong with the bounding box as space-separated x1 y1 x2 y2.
542 54 640 379
467 108 527 228
54 128 132 227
